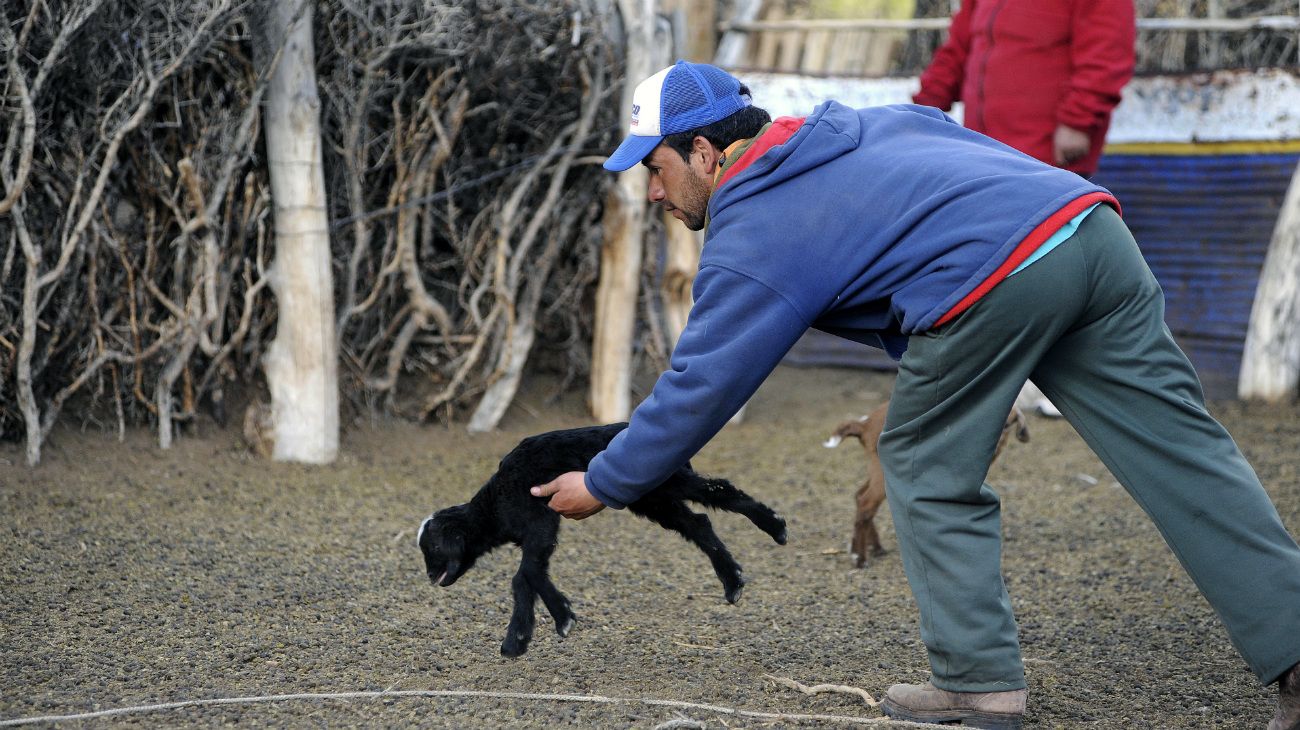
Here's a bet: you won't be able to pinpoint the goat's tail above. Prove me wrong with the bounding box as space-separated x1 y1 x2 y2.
823 415 871 448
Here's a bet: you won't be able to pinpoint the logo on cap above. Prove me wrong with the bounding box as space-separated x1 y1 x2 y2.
604 62 748 172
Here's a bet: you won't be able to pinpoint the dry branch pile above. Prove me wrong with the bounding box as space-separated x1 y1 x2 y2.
0 0 623 463
318 1 620 429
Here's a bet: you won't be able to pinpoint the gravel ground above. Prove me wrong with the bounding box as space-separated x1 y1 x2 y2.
2 365 1297 728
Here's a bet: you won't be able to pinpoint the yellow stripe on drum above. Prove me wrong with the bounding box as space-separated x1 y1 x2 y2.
1104 140 1300 156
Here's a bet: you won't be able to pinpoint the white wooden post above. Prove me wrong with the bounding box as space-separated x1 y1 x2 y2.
258 0 339 462
1239 160 1300 401
590 0 656 423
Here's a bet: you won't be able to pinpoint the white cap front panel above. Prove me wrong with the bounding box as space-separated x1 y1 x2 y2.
628 66 672 137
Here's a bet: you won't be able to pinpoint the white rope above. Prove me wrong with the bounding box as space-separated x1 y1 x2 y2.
0 688 931 727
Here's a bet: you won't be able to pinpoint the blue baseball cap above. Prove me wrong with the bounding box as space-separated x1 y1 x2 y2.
603 61 751 172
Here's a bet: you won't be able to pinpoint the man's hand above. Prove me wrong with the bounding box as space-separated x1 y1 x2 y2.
1053 124 1091 166
531 471 606 520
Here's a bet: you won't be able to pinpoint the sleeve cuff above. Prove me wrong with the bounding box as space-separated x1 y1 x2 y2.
584 471 627 510
912 92 949 110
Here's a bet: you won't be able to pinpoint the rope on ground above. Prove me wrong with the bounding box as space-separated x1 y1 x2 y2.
653 713 708 729
0 687 934 727
764 674 882 706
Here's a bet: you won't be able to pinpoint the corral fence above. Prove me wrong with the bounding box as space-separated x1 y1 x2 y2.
2 0 1297 467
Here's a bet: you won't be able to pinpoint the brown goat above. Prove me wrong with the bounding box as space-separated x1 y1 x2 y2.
825 400 1030 568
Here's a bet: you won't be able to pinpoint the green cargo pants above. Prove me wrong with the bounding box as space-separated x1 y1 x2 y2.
878 204 1300 692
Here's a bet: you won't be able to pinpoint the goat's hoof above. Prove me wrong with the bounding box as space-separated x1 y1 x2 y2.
500 632 531 657
556 615 575 638
765 515 788 545
725 581 745 604
852 547 886 569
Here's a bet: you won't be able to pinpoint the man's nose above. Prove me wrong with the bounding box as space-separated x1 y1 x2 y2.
647 177 665 204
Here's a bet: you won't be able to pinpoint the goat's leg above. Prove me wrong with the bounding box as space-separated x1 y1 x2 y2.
501 566 537 657
852 477 887 567
993 406 1030 463
851 480 871 568
673 475 787 545
633 499 747 604
521 540 575 638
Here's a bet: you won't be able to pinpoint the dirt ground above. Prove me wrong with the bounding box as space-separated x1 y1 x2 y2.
2 365 1298 728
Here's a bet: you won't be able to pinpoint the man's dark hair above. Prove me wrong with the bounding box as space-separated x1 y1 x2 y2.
661 84 772 163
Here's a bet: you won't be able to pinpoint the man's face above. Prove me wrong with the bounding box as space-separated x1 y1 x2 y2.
642 142 715 232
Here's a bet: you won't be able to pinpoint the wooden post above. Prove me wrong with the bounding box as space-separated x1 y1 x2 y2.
591 170 646 423
256 0 339 462
591 0 656 423
715 0 764 67
660 0 716 61
752 3 785 70
661 223 701 345
1239 160 1300 401
1206 0 1223 68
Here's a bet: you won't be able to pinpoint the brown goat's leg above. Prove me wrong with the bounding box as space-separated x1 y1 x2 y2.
992 406 1030 463
852 476 888 567
851 481 872 568
834 403 892 567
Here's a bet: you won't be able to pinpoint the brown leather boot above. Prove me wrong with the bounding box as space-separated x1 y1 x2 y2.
881 681 1026 729
1273 662 1300 730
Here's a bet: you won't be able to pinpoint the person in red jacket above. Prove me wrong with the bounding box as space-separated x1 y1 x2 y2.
913 0 1136 177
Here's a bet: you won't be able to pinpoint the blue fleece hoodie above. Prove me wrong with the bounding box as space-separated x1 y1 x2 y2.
585 100 1111 508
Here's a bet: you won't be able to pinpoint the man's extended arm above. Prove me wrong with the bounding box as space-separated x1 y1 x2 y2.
538 266 810 518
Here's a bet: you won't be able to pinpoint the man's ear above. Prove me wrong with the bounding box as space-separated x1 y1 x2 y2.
690 135 724 174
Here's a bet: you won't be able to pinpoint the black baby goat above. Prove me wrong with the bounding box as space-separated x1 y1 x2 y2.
417 423 788 657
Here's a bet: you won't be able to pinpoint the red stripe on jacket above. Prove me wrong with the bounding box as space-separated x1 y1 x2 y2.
717 116 806 188
933 191 1120 328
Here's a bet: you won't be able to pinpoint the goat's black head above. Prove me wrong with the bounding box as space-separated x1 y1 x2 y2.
417 505 476 587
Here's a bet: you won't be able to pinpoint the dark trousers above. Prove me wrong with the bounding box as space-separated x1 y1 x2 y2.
879 204 1300 692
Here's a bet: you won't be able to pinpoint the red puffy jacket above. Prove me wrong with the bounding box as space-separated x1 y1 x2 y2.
913 0 1135 176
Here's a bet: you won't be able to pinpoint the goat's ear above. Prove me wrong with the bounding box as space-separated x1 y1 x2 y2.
416 516 435 549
